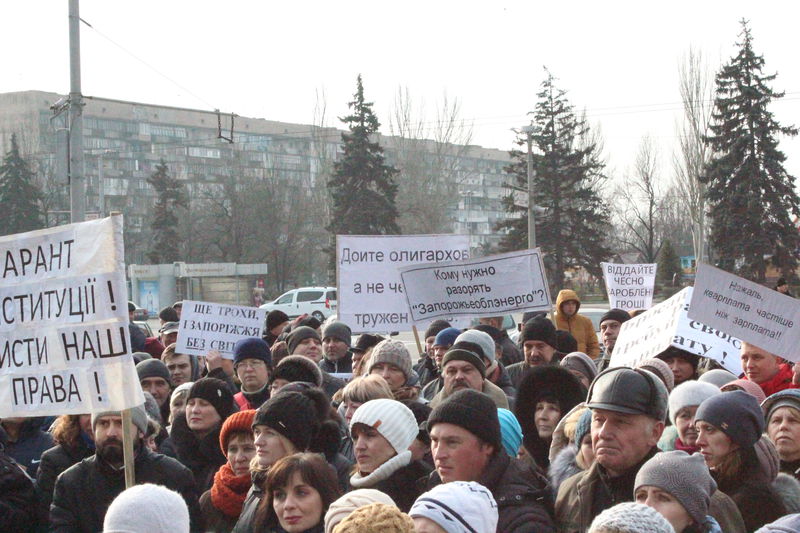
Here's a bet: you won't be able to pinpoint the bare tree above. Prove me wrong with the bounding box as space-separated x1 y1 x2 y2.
673 47 714 263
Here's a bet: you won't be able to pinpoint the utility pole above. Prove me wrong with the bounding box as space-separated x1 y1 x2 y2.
522 124 537 249
68 0 85 223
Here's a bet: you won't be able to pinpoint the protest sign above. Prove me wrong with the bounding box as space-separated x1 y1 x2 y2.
0 216 144 417
399 249 551 322
611 287 743 375
337 235 471 332
688 263 800 361
601 262 657 311
176 300 267 358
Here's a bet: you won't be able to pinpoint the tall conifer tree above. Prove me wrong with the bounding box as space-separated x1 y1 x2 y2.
703 21 800 281
147 159 186 264
0 134 44 236
497 70 611 288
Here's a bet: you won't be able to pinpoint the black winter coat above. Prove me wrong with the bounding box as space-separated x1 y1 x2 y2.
374 460 430 513
169 414 228 495
35 438 94 518
3 417 54 478
0 448 41 532
50 447 202 532
717 463 787 533
430 453 555 533
231 469 267 533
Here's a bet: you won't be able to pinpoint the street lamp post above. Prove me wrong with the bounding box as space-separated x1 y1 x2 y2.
522 124 537 249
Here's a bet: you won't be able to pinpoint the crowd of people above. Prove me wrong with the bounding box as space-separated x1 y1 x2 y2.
2 289 800 533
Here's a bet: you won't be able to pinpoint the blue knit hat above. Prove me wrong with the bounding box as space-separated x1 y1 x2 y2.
434 327 461 348
233 337 272 367
574 408 593 447
695 390 764 448
497 408 522 458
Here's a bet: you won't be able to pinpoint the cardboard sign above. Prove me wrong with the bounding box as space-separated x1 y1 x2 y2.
601 262 657 311
611 287 743 375
399 249 551 322
337 235 471 333
688 263 800 361
176 300 267 359
0 216 144 417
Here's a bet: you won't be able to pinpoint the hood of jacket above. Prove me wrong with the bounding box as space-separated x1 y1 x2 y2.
555 289 581 316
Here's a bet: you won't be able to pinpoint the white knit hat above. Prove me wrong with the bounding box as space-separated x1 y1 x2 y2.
668 381 721 424
324 489 396 533
102 483 190 533
350 399 418 454
454 330 496 365
588 502 675 533
409 481 498 533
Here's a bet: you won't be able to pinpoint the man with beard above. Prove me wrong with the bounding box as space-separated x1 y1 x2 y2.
428 341 509 409
50 406 202 532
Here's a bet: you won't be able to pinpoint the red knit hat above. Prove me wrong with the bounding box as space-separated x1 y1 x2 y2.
219 409 256 456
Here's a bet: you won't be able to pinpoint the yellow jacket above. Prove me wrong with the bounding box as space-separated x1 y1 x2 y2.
552 289 600 359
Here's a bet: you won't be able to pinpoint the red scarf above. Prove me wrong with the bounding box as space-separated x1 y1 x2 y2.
674 437 699 455
210 463 252 518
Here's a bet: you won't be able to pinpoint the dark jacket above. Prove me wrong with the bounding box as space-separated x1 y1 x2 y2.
199 489 239 533
421 377 442 401
716 461 787 533
35 437 94 518
168 414 227 495
321 370 346 401
234 383 270 411
319 353 353 374
231 469 267 533
50 447 202 532
489 362 517 400
414 355 439 388
0 446 41 533
430 453 555 533
374 460 430 513
499 332 523 365
129 322 147 352
3 418 54 479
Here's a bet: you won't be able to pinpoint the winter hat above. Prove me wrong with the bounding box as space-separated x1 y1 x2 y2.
253 391 319 451
287 326 321 354
266 310 290 331
441 346 486 378
136 359 172 386
555 330 578 354
233 337 272 367
170 382 194 404
296 315 322 331
588 502 675 533
561 352 598 384
132 352 152 365
454 329 496 366
410 481 499 533
656 346 700 372
219 409 256 456
772 475 800 514
635 451 717 526
600 308 631 327
160 321 180 335
721 379 767 404
637 358 675 392
405 401 433 445
352 333 384 354
350 399 418 454
102 483 190 533
92 404 149 436
519 316 558 349
424 320 452 341
762 388 800 423
332 503 414 533
755 514 800 533
698 368 738 388
428 389 502 452
272 355 323 387
433 327 462 348
574 408 593 448
695 390 765 448
368 340 413 379
142 392 162 424
668 381 721 424
324 489 397 533
497 408 523 457
323 321 352 347
187 377 236 421
755 435 780 482
587 367 669 422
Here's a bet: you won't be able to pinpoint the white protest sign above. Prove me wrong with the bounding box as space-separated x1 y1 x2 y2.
399 249 551 322
611 287 743 375
688 263 800 361
601 262 657 311
337 235 471 333
176 300 267 359
0 216 143 417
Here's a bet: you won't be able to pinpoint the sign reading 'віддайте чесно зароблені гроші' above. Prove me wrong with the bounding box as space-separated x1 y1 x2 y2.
601 262 657 311
0 216 144 417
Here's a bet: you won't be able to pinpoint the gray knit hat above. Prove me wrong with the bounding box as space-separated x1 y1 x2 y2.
635 451 717 526
368 339 412 379
454 330 496 366
322 321 352 347
92 404 149 436
637 358 675 392
698 368 737 388
588 502 675 533
560 352 597 384
695 390 765 448
668 381 721 425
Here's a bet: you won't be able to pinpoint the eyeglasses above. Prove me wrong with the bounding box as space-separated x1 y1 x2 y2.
236 360 267 370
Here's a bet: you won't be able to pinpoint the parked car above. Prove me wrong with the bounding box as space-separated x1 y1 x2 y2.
259 287 337 321
133 320 153 337
128 301 149 321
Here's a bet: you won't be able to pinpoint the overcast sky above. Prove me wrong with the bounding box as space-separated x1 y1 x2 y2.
3 1 800 183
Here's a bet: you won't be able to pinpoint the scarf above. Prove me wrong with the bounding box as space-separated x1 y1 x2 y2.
210 463 252 518
350 450 412 488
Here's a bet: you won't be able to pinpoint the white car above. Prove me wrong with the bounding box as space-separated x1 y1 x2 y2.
260 287 337 321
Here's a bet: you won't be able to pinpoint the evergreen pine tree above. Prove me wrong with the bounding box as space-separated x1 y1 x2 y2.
0 133 44 236
327 75 399 240
702 21 800 281
657 240 682 286
496 70 612 289
147 159 186 264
